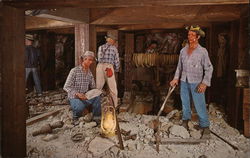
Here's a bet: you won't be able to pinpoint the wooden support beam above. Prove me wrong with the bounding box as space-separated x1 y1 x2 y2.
90 5 243 25
117 23 211 31
26 107 65 126
227 20 240 128
1 6 26 157
3 0 249 9
74 24 89 66
35 8 89 24
74 24 97 77
40 31 56 91
26 16 74 30
89 24 97 78
124 33 134 91
151 138 207 144
238 16 248 69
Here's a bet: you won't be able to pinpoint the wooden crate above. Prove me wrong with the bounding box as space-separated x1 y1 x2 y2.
243 88 250 104
243 88 250 137
243 104 250 120
244 121 250 137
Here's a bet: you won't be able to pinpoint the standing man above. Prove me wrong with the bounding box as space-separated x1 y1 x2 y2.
25 34 42 96
64 51 101 125
96 35 120 107
170 26 213 138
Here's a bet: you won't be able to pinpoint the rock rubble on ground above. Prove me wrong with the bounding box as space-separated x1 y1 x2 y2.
26 91 250 158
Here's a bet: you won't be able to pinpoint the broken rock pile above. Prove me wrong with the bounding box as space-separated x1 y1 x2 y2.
27 102 250 158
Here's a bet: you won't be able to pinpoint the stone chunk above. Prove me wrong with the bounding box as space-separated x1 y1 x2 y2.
169 125 190 139
88 137 115 156
83 122 97 129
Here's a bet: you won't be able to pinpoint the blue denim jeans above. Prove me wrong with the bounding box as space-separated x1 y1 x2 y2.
25 68 42 94
69 96 101 118
180 81 210 127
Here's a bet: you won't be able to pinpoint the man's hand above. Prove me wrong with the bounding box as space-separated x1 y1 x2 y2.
170 79 179 87
75 93 87 100
197 83 207 93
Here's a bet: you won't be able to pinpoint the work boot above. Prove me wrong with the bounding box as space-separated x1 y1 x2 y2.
201 127 211 139
181 120 189 130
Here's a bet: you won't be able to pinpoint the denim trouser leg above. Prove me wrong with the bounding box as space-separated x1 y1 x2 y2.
88 96 101 116
69 99 87 118
25 68 42 94
31 68 42 94
189 83 210 127
25 68 31 81
180 81 192 121
69 96 101 118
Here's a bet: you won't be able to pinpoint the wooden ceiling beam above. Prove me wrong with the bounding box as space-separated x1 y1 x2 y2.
35 8 89 24
117 22 211 31
3 0 249 9
90 5 243 25
25 16 74 30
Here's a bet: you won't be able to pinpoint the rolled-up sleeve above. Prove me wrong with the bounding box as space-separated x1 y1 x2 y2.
201 49 213 86
174 53 182 80
63 69 77 97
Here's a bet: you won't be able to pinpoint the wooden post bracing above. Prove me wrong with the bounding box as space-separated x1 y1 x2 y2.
1 6 26 157
75 24 90 66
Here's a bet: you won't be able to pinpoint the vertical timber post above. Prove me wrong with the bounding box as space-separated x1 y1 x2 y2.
1 6 26 157
75 24 89 66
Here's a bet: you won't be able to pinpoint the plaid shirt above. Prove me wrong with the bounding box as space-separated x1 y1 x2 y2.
63 66 95 99
174 44 213 86
97 43 120 72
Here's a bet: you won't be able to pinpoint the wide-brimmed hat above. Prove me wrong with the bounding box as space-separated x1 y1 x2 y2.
185 25 205 37
81 50 95 58
25 34 34 41
105 34 117 41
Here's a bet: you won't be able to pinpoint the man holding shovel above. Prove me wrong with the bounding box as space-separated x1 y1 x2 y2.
170 25 213 138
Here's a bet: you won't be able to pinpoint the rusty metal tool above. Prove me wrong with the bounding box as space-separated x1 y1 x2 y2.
153 86 176 152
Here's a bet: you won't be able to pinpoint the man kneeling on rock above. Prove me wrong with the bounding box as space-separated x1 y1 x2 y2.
64 51 101 126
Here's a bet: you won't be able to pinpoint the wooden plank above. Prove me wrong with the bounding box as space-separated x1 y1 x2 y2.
26 16 74 31
90 5 243 25
151 138 207 144
74 24 89 66
243 88 250 104
26 107 65 126
244 120 250 137
35 8 89 24
238 16 249 68
40 31 56 91
118 23 211 31
124 33 134 91
1 6 26 157
226 20 240 128
3 0 249 9
89 24 97 78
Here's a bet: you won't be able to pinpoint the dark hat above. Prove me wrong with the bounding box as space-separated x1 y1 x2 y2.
105 34 117 41
185 25 205 37
25 34 34 41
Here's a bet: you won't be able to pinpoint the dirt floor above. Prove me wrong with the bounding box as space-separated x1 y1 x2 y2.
26 90 250 158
